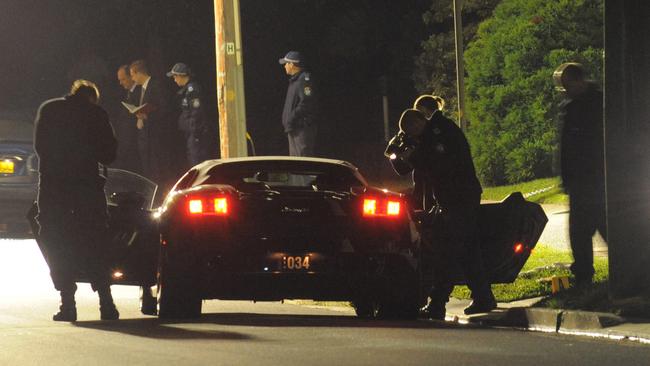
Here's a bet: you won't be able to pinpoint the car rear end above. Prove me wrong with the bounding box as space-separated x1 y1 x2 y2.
156 158 419 318
0 117 38 235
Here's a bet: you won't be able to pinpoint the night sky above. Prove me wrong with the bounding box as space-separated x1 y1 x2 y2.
0 0 429 180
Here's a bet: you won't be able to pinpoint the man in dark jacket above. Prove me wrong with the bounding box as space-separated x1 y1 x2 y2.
167 62 210 168
129 59 173 186
114 64 142 173
279 51 317 156
34 80 119 321
554 62 606 286
388 108 496 319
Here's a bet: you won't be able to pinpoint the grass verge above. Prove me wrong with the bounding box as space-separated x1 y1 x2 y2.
451 245 608 303
377 176 569 204
481 177 568 204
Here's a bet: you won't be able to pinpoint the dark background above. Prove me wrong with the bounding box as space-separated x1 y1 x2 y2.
0 0 430 181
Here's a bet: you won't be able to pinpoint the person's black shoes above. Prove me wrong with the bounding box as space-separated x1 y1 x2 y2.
463 298 497 315
419 304 446 320
100 304 120 320
53 307 77 322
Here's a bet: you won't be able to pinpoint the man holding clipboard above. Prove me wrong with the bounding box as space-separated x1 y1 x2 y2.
126 60 171 187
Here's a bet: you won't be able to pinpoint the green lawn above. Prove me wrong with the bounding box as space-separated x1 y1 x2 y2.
377 176 569 204
481 177 568 204
451 245 609 302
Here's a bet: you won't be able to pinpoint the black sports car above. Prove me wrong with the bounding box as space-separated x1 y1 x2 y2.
30 157 547 319
155 156 547 319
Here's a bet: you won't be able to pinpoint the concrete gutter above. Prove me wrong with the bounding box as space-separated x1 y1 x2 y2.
447 298 650 345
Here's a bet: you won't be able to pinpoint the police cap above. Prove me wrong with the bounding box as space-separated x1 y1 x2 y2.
166 63 191 77
279 51 303 65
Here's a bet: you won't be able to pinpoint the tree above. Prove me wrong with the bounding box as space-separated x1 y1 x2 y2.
464 0 603 185
413 0 500 116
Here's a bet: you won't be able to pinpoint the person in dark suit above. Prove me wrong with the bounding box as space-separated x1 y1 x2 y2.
114 65 142 174
34 80 119 321
129 60 173 188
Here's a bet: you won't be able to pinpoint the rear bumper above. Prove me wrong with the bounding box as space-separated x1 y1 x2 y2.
0 185 36 228
197 252 414 301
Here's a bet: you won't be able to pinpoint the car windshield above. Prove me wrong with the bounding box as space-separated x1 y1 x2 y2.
104 168 158 210
202 161 365 192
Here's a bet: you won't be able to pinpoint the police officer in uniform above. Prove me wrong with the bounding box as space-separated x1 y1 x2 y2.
387 108 496 320
167 62 209 168
34 80 119 321
279 51 317 156
553 62 605 286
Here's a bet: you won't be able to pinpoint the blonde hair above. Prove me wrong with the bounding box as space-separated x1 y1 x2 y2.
70 79 100 101
413 94 445 112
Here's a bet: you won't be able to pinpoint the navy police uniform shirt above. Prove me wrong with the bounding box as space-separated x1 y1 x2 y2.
282 71 316 133
177 80 206 135
408 111 482 208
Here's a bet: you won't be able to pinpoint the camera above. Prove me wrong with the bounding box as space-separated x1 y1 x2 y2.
384 131 417 161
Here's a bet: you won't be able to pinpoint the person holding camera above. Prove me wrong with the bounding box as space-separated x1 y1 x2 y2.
386 108 496 320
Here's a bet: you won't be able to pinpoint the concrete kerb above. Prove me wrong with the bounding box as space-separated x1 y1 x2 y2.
465 305 650 344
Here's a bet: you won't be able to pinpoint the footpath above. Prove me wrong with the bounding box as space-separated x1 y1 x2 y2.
446 297 650 344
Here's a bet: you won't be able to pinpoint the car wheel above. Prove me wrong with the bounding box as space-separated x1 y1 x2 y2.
157 250 202 319
376 256 422 320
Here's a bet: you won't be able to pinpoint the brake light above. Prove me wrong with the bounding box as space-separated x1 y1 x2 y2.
363 197 402 218
214 198 228 214
363 199 377 216
188 199 203 214
187 196 229 216
386 201 401 216
514 242 524 254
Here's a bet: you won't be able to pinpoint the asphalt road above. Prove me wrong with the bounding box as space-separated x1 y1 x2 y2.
1 239 648 366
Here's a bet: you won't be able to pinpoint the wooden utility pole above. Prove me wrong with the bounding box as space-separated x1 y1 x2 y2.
215 0 248 158
453 0 467 130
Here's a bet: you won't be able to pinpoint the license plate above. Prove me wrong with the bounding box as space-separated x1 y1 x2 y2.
0 160 14 174
281 254 311 271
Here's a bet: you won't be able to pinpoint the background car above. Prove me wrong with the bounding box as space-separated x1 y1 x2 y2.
0 111 38 236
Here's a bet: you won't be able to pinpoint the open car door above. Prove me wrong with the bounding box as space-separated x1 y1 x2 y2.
419 192 548 286
27 168 159 287
478 192 548 283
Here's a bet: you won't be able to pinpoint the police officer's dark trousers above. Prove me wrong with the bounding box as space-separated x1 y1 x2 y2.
186 131 207 167
288 124 317 157
427 195 493 308
568 184 606 284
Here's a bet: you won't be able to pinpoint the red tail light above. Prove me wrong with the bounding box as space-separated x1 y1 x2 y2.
188 199 203 214
386 200 401 216
214 198 228 215
513 242 524 254
363 199 377 216
363 197 402 218
188 196 229 216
